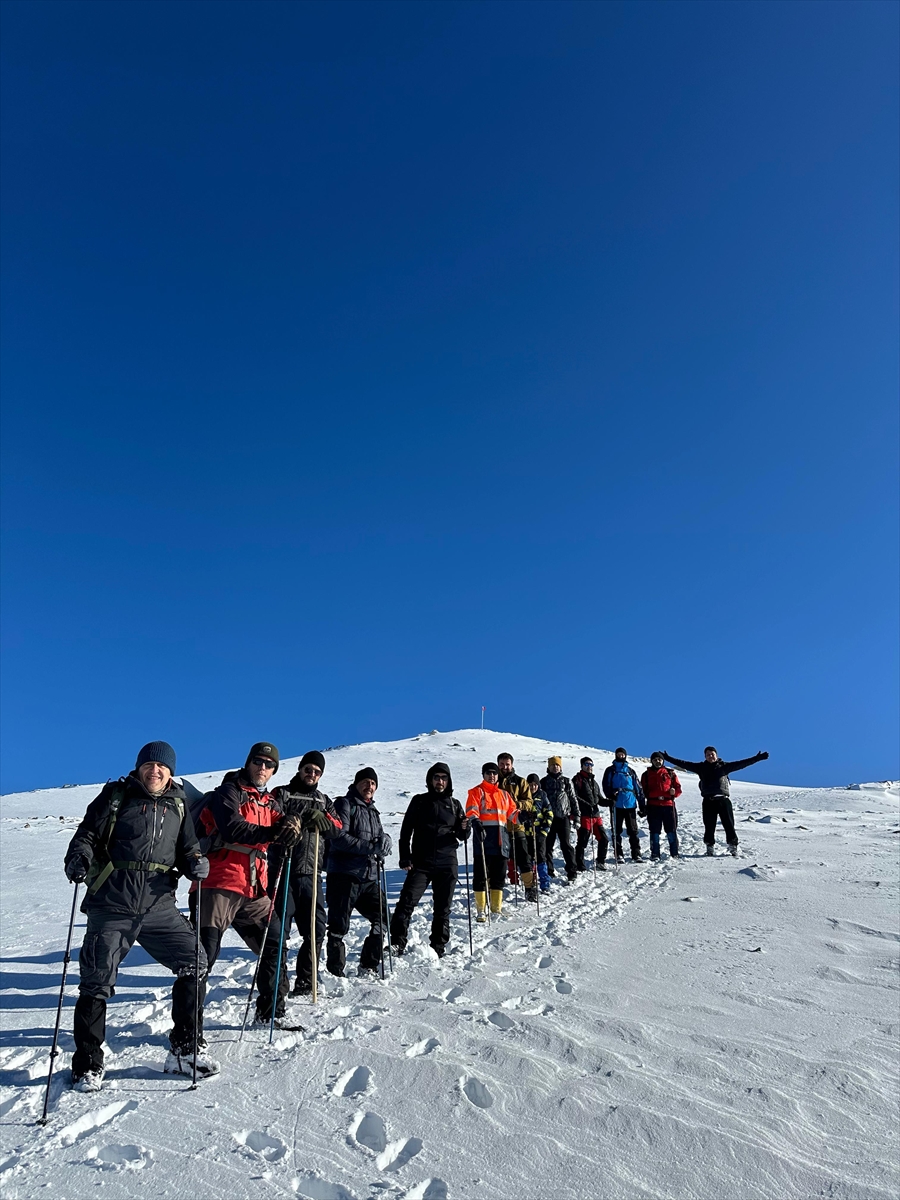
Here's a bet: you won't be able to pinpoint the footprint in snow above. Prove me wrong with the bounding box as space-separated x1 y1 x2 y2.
537 955 552 969
351 1111 387 1153
333 1066 372 1097
460 1075 493 1109
85 1144 153 1172
442 986 464 1002
555 978 574 994
295 1177 357 1200
406 1038 440 1057
487 1011 515 1031
404 1179 448 1200
377 1137 423 1172
233 1129 287 1161
55 1100 140 1147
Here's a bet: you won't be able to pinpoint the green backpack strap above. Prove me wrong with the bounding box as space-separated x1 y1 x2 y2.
85 784 126 896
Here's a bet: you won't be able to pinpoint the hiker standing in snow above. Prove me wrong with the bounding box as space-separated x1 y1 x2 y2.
640 752 682 860
601 748 645 862
524 773 554 894
193 742 303 1026
663 747 769 856
572 756 610 872
541 756 579 882
497 752 539 901
63 741 214 1090
262 751 342 1008
466 763 518 920
390 763 470 957
325 768 392 978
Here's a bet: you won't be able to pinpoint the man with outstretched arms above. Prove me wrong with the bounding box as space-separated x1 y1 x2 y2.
601 748 645 863
193 742 303 1026
497 752 538 901
260 751 342 1014
325 768 392 978
64 741 214 1091
640 752 682 860
390 762 470 957
540 756 579 882
572 755 610 872
663 746 769 856
466 763 518 921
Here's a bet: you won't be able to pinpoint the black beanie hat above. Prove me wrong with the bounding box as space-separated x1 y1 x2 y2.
299 750 326 772
246 741 280 768
354 767 378 787
615 747 627 756
526 773 541 786
136 741 176 775
482 762 500 776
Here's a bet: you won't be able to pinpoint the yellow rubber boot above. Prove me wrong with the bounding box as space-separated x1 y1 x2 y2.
474 891 487 923
489 889 504 915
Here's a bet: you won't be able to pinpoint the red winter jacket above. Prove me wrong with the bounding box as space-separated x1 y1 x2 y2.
640 767 682 807
194 770 283 898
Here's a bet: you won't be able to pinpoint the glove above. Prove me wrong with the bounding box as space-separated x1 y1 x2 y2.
379 833 393 858
758 751 769 760
305 808 332 835
458 818 471 840
638 808 647 819
185 855 209 881
275 814 304 849
65 854 90 883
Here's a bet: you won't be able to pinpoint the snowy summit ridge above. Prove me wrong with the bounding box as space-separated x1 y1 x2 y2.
1 729 898 1200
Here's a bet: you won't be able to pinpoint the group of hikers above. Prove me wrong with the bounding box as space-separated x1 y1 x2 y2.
61 739 769 1094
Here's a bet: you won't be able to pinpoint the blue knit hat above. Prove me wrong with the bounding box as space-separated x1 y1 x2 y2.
135 741 177 775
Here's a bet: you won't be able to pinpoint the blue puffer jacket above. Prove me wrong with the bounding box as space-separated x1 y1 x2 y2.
602 761 644 810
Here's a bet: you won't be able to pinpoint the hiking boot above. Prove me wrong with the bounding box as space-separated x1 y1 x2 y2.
728 843 739 857
632 853 643 862
525 886 539 903
291 981 312 997
164 1048 221 1078
253 1012 306 1032
650 852 660 861
71 1067 104 1093
475 913 488 924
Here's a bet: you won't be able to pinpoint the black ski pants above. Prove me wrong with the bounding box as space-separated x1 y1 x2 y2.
74 899 206 1074
702 796 738 847
575 817 609 869
646 806 679 856
545 816 577 877
256 872 326 1018
325 872 385 976
472 851 508 892
390 865 457 954
614 808 641 859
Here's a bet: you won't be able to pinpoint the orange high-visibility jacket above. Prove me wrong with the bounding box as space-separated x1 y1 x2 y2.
465 781 518 828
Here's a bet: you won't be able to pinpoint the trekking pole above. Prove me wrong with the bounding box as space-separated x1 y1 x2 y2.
512 854 519 908
531 826 540 918
239 855 288 1040
378 860 386 980
310 831 319 1005
380 859 393 975
463 839 474 954
190 879 201 1089
480 836 492 927
40 883 80 1125
610 806 619 872
268 850 293 1045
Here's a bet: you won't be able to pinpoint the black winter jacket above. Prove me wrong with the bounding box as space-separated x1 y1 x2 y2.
270 778 342 877
664 753 766 799
66 774 200 915
572 770 606 817
541 773 579 821
325 786 385 882
398 765 467 871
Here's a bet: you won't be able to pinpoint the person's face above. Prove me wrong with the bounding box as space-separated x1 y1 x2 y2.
138 761 172 795
356 777 377 801
615 751 627 762
528 780 539 796
548 763 561 775
483 769 499 785
582 761 594 775
705 749 719 763
651 755 664 769
431 771 449 793
300 763 322 787
246 756 277 788
497 756 513 775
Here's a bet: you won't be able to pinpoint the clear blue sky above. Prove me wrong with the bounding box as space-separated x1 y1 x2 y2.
1 0 897 794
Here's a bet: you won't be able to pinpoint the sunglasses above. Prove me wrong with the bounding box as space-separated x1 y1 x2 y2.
251 757 277 770
432 773 449 780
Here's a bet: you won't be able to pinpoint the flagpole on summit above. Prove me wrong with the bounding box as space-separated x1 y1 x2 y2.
481 706 485 730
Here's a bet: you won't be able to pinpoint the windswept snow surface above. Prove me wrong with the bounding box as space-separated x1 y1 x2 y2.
1 729 898 1200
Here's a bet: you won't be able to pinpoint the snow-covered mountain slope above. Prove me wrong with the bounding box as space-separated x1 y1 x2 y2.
2 730 898 1200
